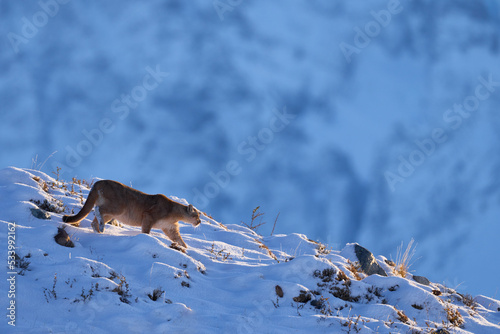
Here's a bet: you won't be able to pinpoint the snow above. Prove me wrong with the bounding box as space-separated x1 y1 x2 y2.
1 167 499 333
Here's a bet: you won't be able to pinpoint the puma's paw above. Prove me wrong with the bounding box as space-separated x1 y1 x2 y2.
169 242 186 253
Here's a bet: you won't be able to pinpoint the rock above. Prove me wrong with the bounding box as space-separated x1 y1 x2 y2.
293 290 312 303
275 285 284 298
431 329 450 334
310 299 324 309
54 227 74 248
432 289 442 296
354 244 387 277
413 275 430 286
30 207 51 220
385 259 396 267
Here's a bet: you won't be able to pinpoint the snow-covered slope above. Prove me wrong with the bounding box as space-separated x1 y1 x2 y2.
1 167 499 333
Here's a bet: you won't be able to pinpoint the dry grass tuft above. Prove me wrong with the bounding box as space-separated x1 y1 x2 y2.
346 260 363 280
241 206 266 231
393 238 417 278
253 238 279 262
460 293 477 311
444 302 465 328
395 307 410 324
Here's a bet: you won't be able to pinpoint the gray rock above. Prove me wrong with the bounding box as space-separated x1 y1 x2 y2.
354 244 387 277
413 275 431 286
310 298 324 309
275 285 284 298
384 259 395 267
293 290 312 303
54 227 74 248
431 329 450 334
30 208 51 220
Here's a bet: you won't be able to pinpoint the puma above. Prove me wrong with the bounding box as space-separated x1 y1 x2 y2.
62 180 201 249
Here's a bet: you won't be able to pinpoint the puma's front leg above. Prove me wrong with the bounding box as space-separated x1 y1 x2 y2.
141 214 153 234
162 226 187 248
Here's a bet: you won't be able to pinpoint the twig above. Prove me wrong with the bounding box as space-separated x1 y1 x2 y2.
271 212 280 236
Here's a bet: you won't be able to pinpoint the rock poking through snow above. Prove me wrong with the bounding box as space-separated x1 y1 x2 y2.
354 244 388 277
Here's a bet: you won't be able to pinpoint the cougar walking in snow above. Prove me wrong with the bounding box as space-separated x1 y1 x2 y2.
62 180 201 249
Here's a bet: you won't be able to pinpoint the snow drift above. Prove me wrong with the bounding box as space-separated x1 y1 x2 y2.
1 167 499 333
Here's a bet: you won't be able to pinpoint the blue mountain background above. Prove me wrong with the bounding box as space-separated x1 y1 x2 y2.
1 0 499 297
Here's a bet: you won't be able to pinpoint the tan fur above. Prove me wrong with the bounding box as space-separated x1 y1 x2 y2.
62 180 201 249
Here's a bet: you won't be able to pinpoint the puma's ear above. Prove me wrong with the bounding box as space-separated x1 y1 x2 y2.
188 204 194 214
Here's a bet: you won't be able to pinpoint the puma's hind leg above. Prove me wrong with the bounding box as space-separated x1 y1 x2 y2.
92 206 113 233
91 216 101 233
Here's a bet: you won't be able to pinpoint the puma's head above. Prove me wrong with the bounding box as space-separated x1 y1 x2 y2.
186 204 201 226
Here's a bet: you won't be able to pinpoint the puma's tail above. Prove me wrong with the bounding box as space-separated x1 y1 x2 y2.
62 184 99 225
